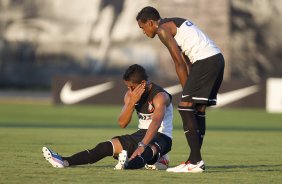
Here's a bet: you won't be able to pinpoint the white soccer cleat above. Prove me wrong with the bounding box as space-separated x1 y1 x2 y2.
114 150 128 170
173 160 205 173
145 154 170 170
166 162 187 172
42 147 65 168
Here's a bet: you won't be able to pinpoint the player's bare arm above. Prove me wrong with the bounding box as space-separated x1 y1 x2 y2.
157 25 188 87
118 84 145 128
181 52 191 74
141 92 169 145
129 92 169 159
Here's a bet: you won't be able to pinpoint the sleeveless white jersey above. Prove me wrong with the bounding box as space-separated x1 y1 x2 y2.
174 20 221 64
137 103 173 139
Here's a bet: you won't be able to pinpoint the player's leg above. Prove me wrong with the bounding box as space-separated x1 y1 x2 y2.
178 102 202 164
169 82 205 172
114 130 147 169
194 53 224 150
62 140 117 166
125 145 157 169
145 133 172 170
178 60 206 165
195 104 206 148
125 133 172 169
179 54 224 163
43 140 114 168
43 138 123 168
168 54 224 172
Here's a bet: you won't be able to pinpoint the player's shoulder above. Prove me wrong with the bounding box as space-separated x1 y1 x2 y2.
158 17 186 37
153 92 171 107
160 17 186 27
151 84 171 104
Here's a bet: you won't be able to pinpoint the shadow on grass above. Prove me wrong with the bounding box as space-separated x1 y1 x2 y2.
67 165 114 169
206 164 282 172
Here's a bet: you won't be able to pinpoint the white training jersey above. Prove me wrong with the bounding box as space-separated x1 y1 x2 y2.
160 18 221 64
135 83 173 139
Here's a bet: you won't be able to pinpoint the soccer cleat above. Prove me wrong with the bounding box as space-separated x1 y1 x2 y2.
42 147 65 168
114 150 128 170
173 160 205 173
166 162 187 172
145 154 169 170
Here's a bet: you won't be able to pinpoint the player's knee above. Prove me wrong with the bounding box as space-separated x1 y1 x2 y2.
195 104 206 112
177 106 195 131
91 142 111 152
126 147 154 169
146 146 161 165
178 105 194 112
142 146 154 160
179 101 194 107
149 144 159 157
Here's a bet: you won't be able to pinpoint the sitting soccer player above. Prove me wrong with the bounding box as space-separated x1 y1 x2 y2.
42 64 173 170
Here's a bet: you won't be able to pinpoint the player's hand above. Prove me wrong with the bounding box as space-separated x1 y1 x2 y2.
128 84 145 104
129 146 145 161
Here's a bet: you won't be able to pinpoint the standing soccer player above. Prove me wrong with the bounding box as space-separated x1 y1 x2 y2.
136 6 225 173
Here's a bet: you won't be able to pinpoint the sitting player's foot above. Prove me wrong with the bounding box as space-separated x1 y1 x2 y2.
42 147 65 168
145 154 169 170
114 150 128 170
166 162 187 172
174 160 205 173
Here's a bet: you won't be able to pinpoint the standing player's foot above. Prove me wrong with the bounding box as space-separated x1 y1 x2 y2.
166 162 187 172
42 147 65 168
174 160 205 173
114 150 128 170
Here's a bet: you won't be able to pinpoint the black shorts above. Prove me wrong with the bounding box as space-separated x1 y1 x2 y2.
182 53 225 106
113 129 172 159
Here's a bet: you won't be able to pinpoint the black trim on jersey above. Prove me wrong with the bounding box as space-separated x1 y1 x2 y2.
159 17 186 27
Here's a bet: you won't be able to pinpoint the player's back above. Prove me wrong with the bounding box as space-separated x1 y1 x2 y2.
160 17 221 63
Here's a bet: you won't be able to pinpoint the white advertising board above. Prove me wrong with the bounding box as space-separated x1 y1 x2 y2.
266 78 282 113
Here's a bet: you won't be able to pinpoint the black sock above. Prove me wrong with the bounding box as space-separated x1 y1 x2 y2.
125 147 154 169
63 141 113 166
178 106 202 164
195 111 206 148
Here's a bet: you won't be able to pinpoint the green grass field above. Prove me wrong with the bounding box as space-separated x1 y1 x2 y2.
0 102 282 184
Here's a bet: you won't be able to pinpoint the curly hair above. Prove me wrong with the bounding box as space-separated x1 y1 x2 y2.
136 6 161 23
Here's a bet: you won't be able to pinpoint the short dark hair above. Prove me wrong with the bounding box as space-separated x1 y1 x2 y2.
136 6 161 23
123 64 148 84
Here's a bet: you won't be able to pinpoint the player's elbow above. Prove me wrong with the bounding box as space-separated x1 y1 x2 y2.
119 123 127 129
118 119 128 128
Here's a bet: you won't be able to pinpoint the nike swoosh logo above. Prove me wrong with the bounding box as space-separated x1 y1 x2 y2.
187 165 198 171
216 85 259 107
164 84 259 107
60 81 114 104
181 94 189 98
